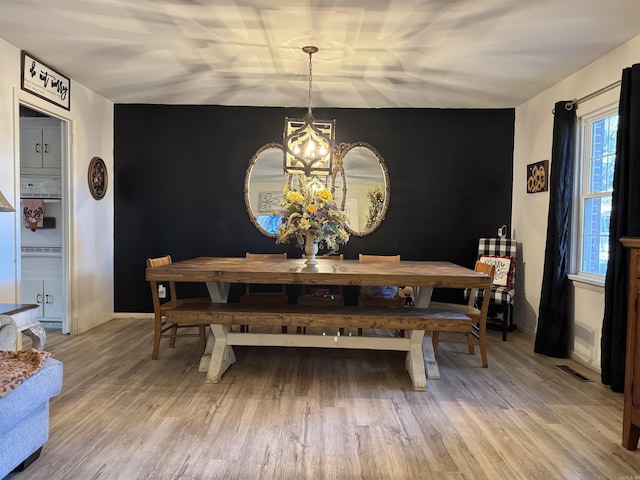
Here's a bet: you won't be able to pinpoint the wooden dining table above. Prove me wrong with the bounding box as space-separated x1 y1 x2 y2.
146 257 491 390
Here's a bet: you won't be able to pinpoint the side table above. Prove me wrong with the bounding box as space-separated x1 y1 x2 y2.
0 303 46 350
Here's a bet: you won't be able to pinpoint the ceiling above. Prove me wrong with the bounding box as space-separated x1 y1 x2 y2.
2 0 640 109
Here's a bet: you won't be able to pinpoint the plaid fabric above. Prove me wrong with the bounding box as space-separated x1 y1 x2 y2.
467 238 516 305
478 237 517 258
475 285 515 304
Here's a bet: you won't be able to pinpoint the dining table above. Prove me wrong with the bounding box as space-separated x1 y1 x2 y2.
145 256 491 390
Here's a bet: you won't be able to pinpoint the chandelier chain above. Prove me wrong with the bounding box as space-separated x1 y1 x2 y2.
307 50 313 114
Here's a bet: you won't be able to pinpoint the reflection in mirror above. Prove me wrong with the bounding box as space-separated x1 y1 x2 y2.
246 141 389 238
244 143 287 237
335 142 390 237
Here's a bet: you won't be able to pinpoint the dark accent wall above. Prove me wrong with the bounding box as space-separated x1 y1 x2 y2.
114 105 514 312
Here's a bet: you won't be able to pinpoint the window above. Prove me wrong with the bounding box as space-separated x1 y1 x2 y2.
575 108 618 277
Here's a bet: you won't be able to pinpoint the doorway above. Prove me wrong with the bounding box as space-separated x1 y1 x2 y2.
18 104 69 334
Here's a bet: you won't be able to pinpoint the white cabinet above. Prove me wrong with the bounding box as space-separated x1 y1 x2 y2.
21 256 63 322
22 278 63 320
20 117 62 175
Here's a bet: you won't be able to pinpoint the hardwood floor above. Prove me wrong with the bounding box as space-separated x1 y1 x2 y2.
9 319 640 480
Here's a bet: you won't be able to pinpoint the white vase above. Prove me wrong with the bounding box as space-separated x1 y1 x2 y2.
304 233 319 265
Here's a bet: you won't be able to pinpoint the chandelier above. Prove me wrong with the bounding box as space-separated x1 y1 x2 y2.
283 46 335 177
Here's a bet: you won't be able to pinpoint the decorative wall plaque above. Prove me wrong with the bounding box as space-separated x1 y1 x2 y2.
527 160 549 194
21 51 71 110
88 156 107 200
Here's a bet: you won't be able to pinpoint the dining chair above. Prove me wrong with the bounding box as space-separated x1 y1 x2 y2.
472 238 516 341
429 261 495 367
297 254 345 334
297 254 345 305
146 255 209 360
240 252 289 332
357 254 405 336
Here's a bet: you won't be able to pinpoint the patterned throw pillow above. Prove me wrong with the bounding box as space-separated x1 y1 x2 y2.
479 255 514 287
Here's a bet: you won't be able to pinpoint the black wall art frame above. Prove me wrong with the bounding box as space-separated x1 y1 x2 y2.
20 51 71 110
527 160 549 193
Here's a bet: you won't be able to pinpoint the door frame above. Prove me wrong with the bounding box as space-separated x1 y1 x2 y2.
13 88 73 334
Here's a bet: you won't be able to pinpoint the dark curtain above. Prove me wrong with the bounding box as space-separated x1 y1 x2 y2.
602 64 640 392
534 101 576 357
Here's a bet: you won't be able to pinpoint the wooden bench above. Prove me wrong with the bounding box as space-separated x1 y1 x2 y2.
166 303 471 391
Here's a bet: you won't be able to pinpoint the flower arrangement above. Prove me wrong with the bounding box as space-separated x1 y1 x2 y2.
276 176 350 253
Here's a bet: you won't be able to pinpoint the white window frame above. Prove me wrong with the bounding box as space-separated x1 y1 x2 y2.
571 93 619 285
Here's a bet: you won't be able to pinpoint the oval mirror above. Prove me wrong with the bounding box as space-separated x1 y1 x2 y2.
337 142 390 237
244 143 287 237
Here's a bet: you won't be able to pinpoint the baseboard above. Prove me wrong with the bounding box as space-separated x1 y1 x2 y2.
112 312 153 320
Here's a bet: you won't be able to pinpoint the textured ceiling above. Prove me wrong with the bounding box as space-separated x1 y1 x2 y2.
1 0 640 108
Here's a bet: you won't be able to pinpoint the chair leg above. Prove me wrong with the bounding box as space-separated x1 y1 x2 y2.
152 318 162 360
478 323 488 368
169 324 178 348
467 332 475 355
199 325 207 353
502 305 510 341
432 331 439 359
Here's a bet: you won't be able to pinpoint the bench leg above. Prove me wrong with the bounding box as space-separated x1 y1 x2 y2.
205 324 236 383
405 330 427 391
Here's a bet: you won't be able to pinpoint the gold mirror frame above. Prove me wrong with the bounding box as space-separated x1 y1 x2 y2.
331 141 390 237
244 143 285 238
246 141 390 238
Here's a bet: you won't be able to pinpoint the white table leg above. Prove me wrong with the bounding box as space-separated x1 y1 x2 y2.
205 281 230 303
412 286 439 380
200 281 231 374
205 324 236 383
422 334 440 379
198 327 215 372
405 330 427 391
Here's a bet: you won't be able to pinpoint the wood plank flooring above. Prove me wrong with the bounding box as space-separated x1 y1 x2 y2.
9 319 640 480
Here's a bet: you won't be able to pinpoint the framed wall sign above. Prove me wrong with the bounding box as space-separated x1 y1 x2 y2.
88 156 108 200
21 51 71 110
526 160 549 193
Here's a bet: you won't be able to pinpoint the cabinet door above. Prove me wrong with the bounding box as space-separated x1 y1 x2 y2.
20 117 62 175
21 278 44 318
20 126 44 169
42 127 62 170
43 278 63 319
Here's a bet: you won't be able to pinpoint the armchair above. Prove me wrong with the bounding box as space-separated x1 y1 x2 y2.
470 238 516 341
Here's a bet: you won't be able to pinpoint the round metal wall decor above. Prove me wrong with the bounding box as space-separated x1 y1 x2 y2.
88 156 108 200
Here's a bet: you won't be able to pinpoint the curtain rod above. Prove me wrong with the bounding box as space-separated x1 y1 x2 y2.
563 79 622 111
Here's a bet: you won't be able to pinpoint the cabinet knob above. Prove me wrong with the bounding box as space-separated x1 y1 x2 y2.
36 293 43 304
45 294 53 304
35 143 40 153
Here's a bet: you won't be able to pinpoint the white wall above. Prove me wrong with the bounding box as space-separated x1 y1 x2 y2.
513 33 640 371
0 37 114 334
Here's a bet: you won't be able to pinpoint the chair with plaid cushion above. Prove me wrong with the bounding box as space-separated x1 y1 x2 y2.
467 238 516 341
